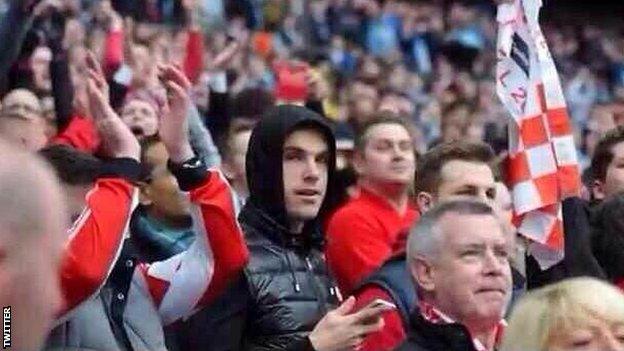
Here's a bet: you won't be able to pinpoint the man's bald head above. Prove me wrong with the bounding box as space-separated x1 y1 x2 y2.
0 138 67 350
0 89 47 151
1 89 42 120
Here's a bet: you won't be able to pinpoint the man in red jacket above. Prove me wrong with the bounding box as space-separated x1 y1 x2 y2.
354 141 499 351
325 113 419 295
0 82 138 318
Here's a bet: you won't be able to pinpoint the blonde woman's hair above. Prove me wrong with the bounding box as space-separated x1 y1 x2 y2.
501 277 624 351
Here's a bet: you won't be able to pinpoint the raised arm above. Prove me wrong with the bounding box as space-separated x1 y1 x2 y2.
139 64 248 325
188 103 222 168
46 12 74 131
204 38 241 138
59 166 139 316
57 53 141 317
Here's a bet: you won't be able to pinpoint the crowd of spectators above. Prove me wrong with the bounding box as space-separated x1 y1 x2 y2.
2 0 624 350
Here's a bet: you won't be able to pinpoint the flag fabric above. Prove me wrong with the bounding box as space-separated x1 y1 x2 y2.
496 0 581 270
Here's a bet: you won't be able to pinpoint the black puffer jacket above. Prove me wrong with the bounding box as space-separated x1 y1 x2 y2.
239 202 339 350
242 105 341 350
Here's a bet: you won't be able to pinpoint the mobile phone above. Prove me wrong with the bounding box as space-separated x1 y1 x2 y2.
364 299 397 311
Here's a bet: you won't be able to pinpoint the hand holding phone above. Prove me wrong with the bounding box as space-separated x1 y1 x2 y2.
309 296 392 351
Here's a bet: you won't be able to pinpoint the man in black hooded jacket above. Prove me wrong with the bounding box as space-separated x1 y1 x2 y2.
180 104 389 351
240 104 340 350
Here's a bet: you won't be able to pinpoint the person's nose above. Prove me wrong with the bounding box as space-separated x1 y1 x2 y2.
482 249 505 276
476 189 495 207
132 112 143 122
303 156 320 182
391 143 407 161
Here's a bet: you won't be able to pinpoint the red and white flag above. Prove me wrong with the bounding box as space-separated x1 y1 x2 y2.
496 0 581 269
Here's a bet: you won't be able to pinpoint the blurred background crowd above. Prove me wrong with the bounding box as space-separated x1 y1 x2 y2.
1 0 623 169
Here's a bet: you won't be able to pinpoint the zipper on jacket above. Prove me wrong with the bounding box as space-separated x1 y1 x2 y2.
285 250 302 293
305 255 328 315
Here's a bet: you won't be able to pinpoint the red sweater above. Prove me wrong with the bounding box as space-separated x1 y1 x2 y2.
354 286 406 351
51 115 100 154
325 187 419 294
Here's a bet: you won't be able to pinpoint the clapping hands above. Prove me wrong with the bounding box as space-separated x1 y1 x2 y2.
85 52 140 161
157 64 195 163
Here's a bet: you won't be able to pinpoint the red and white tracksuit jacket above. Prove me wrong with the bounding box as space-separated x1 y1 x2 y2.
57 167 248 323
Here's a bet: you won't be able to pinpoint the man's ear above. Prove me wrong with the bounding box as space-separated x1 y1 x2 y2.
416 191 434 213
409 255 435 293
592 179 606 201
138 181 153 206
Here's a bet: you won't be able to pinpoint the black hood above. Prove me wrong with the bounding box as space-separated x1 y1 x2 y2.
245 104 337 230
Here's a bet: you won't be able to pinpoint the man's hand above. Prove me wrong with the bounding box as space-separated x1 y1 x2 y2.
308 297 386 351
86 53 109 102
157 64 195 163
85 52 140 161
